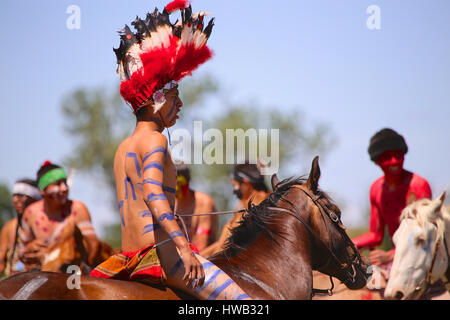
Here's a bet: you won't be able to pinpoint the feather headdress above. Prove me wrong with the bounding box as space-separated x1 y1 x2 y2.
114 0 215 114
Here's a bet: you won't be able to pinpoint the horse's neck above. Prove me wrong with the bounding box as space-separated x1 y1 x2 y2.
215 223 313 299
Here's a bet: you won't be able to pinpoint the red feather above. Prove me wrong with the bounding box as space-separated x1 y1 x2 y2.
165 0 189 13
42 160 52 167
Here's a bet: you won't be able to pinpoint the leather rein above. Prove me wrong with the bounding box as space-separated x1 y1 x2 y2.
176 185 363 297
417 219 450 294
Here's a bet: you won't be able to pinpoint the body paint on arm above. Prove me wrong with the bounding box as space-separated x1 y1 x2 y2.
158 212 175 222
142 147 167 164
143 162 164 174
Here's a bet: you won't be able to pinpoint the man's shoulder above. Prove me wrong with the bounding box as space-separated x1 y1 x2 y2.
409 172 431 194
1 218 18 233
71 199 87 211
370 176 385 192
194 190 215 206
23 200 43 217
410 172 430 186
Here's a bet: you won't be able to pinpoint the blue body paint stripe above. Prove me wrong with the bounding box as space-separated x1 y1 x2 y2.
163 186 176 193
118 200 125 227
143 162 164 173
142 178 163 187
142 223 160 235
202 262 215 270
167 105 176 119
158 212 175 222
124 177 136 200
169 258 183 277
169 231 185 239
207 279 233 300
126 152 142 178
146 193 167 202
142 147 167 164
236 294 251 300
195 269 222 294
138 210 152 218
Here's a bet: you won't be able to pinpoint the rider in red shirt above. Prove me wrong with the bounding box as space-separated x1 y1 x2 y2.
352 128 432 266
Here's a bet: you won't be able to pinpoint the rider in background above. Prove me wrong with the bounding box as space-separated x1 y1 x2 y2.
0 179 41 277
19 161 100 271
352 128 432 273
200 162 270 258
174 163 217 252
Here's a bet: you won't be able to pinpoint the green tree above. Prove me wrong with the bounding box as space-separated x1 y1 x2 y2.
0 183 14 229
61 74 335 247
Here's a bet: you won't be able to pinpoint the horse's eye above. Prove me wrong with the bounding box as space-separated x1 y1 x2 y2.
415 236 426 247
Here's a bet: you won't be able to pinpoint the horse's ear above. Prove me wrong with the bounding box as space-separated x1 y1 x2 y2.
271 174 279 191
406 191 417 206
436 191 446 211
306 156 321 193
438 191 446 203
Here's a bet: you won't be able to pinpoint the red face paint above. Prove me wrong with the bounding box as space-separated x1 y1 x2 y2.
376 150 405 176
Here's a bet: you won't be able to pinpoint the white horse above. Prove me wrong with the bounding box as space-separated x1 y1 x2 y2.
384 192 450 300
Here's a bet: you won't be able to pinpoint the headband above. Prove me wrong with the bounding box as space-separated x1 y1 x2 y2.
38 168 67 191
12 183 42 200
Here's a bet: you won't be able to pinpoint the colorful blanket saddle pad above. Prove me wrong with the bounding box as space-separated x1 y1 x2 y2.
89 244 163 284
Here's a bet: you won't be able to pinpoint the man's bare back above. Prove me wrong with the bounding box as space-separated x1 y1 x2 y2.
115 130 178 252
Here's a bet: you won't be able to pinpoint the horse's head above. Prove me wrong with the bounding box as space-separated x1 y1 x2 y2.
272 156 369 290
384 192 449 300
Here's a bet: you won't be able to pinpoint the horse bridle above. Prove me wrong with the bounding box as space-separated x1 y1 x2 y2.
414 219 450 295
267 185 364 296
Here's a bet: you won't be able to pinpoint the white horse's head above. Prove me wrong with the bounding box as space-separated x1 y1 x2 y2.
385 192 449 300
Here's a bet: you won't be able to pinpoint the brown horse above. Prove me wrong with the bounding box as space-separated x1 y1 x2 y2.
0 156 368 300
40 224 115 274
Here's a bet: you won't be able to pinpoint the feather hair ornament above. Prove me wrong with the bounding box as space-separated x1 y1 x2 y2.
114 0 214 114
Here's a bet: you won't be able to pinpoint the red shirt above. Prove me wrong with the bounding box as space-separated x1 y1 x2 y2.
353 170 432 249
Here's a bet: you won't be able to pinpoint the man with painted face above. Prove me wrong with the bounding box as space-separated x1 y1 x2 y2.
0 179 41 277
19 161 100 271
174 163 217 252
352 128 432 268
200 162 270 258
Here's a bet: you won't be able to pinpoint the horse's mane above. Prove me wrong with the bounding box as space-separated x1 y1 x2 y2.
400 198 447 243
220 176 320 258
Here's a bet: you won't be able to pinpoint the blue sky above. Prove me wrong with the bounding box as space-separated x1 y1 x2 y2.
1 0 449 237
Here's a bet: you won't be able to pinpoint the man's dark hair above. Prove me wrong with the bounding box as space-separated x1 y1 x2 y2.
368 128 408 162
233 162 268 192
175 162 191 183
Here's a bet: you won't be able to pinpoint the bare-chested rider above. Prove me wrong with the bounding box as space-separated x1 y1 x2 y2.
201 162 270 258
0 179 41 276
174 162 217 252
19 161 100 271
90 1 250 300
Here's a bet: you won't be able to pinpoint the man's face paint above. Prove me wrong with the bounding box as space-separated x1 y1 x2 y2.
376 150 405 176
231 180 243 200
176 175 189 199
44 179 69 204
